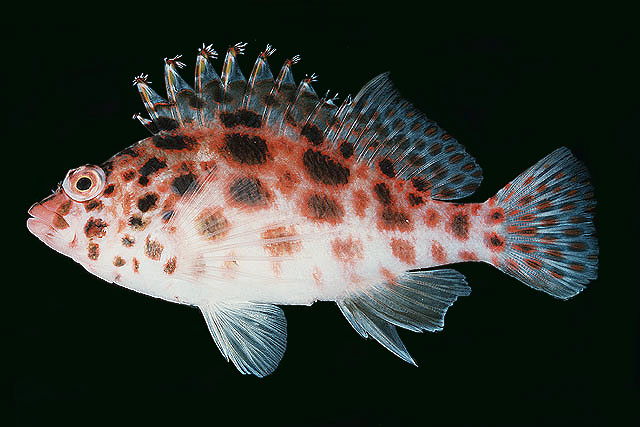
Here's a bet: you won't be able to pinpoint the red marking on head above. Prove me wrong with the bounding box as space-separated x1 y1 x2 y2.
352 190 369 218
424 209 440 228
431 241 447 263
458 250 478 261
331 237 364 264
390 238 416 265
485 232 506 252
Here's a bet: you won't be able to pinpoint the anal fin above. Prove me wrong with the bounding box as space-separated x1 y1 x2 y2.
337 269 471 365
200 301 287 377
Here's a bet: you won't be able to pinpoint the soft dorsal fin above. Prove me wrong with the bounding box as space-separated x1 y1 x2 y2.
337 269 471 365
133 44 483 199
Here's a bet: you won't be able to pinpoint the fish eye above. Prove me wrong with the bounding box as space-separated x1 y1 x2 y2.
62 165 106 202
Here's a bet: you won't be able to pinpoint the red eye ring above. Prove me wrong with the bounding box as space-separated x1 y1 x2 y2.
62 165 106 202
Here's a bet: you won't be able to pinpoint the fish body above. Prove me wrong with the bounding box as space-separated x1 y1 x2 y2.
27 43 598 376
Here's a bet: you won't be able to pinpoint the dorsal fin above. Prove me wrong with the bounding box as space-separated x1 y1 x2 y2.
133 44 483 199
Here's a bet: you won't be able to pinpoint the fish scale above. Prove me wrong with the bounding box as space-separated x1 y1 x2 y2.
27 41 598 377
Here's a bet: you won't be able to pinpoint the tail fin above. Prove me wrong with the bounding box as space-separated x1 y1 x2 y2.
489 147 598 299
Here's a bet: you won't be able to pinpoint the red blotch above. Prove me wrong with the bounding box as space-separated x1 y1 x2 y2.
331 237 364 264
525 258 542 270
537 183 548 193
424 208 440 228
537 200 552 211
458 250 478 261
523 176 534 185
390 238 416 265
380 267 396 284
262 226 302 256
514 243 536 254
275 169 299 196
164 256 177 274
132 257 139 273
570 263 585 272
352 189 369 218
561 203 576 211
431 241 447 263
487 208 505 225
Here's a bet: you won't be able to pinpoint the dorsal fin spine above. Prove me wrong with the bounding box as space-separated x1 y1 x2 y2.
195 44 222 121
221 42 248 112
164 55 190 126
243 44 276 111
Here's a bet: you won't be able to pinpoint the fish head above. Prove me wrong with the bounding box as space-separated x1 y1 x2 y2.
27 164 119 274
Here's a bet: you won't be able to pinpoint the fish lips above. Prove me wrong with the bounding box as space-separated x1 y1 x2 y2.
27 196 76 255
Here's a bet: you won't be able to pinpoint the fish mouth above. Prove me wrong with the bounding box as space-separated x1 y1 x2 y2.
27 202 59 246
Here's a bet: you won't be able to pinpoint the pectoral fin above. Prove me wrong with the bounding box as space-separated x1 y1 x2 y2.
200 301 287 377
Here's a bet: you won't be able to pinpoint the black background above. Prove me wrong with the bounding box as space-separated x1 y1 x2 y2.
7 4 638 426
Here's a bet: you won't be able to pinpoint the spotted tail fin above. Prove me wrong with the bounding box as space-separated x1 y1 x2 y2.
489 147 598 299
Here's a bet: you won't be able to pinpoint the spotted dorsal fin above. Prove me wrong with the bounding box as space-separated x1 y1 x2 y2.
133 43 483 200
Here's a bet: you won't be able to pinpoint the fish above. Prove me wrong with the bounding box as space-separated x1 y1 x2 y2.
27 42 598 377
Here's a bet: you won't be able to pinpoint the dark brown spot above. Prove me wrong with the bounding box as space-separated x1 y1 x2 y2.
450 153 464 163
302 149 350 185
56 200 72 216
87 243 99 260
339 141 354 159
128 215 148 230
171 173 197 196
137 192 159 212
122 235 135 247
152 133 195 150
525 258 542 270
569 242 587 252
144 236 164 260
515 243 536 253
451 212 469 240
224 133 269 165
195 208 229 240
229 177 269 206
381 207 410 230
122 170 136 181
152 117 180 132
306 194 344 222
373 183 392 205
412 177 431 192
220 109 262 128
408 193 424 206
84 217 108 238
84 200 103 212
164 257 177 274
113 256 126 267
378 158 395 178
300 123 324 146
139 157 167 178
138 176 149 186
52 214 69 230
428 143 442 156
103 184 115 196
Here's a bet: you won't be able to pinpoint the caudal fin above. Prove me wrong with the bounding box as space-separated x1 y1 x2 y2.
489 147 598 299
